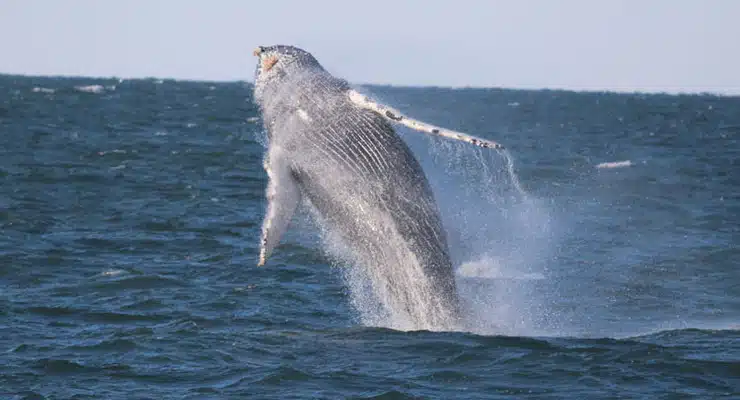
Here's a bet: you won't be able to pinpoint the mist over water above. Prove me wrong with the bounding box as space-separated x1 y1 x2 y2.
412 134 557 336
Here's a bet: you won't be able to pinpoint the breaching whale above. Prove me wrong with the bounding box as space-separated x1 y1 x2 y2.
252 45 503 330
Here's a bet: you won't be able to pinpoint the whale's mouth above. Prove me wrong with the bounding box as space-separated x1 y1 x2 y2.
254 46 279 74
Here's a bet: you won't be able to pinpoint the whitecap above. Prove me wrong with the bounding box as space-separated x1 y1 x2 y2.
32 87 55 94
74 85 105 94
99 269 126 277
97 149 127 156
596 160 632 169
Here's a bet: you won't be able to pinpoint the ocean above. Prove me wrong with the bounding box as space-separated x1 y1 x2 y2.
0 74 738 399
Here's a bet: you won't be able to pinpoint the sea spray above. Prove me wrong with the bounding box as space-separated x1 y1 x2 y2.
500 148 531 200
401 124 557 336
317 123 557 334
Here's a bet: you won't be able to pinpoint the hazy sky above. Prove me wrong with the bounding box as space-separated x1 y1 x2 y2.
2 0 738 94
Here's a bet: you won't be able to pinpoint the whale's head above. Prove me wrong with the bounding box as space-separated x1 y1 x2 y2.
252 45 327 104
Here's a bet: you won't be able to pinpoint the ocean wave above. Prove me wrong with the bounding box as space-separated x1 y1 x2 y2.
32 87 55 94
74 84 106 94
596 160 633 169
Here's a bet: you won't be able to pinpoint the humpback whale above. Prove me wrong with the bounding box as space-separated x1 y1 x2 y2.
252 45 502 330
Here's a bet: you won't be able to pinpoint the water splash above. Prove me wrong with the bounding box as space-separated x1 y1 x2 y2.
399 125 557 336
315 124 556 334
303 208 454 331
499 148 530 200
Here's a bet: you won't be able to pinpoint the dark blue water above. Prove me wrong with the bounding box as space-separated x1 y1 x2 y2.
1 75 738 399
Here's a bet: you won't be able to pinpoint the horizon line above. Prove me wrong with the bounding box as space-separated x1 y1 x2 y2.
2 71 738 99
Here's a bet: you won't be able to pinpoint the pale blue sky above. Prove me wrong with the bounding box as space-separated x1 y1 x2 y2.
2 0 738 94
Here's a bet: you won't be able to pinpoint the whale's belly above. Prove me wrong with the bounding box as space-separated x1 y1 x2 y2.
291 107 459 315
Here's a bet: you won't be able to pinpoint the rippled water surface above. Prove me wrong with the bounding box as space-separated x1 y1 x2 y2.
1 75 738 399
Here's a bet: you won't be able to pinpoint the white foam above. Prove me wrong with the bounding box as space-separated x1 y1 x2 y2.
99 269 125 277
97 149 127 156
74 85 105 94
596 160 632 169
32 87 55 94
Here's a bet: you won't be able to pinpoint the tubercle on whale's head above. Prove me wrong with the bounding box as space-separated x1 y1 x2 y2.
252 45 325 102
253 46 280 74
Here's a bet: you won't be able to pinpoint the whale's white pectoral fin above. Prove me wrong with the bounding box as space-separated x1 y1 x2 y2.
258 149 301 266
347 90 505 150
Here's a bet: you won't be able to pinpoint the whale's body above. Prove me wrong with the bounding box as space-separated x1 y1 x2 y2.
253 45 459 329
